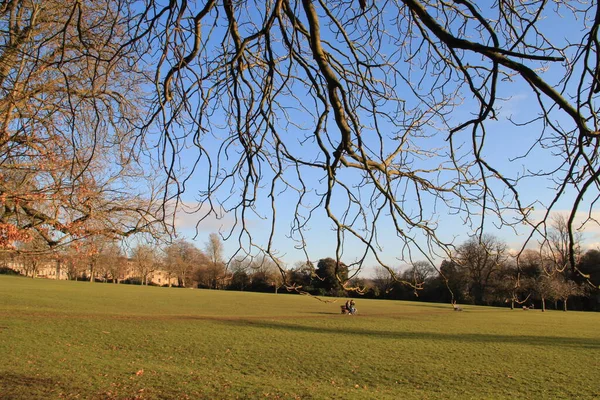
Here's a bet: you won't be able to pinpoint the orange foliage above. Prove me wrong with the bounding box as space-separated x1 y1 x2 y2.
0 223 32 249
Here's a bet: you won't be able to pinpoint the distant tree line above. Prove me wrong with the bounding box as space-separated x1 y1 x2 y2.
283 217 600 312
0 233 286 292
2 218 599 311
243 243 597 312
365 238 600 312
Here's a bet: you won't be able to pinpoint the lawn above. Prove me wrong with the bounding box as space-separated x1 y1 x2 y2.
0 275 599 399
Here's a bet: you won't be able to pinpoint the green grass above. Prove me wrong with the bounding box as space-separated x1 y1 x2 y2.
1 276 599 399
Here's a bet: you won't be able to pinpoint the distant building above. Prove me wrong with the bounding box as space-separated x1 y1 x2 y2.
7 260 67 280
147 269 178 287
7 259 179 287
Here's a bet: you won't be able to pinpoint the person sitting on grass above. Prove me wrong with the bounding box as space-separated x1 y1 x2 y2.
345 300 351 314
349 300 356 315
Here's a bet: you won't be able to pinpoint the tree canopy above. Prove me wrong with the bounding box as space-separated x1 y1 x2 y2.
0 0 168 253
1 0 599 289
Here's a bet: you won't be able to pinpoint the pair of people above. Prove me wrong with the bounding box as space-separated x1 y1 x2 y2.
345 300 356 315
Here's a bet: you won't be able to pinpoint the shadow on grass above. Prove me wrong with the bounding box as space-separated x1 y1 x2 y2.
305 311 341 316
390 302 454 310
216 318 599 350
0 372 58 399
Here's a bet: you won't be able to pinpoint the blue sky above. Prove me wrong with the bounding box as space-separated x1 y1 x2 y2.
172 84 600 273
160 2 600 273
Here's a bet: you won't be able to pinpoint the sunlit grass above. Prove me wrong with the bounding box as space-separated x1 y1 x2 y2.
1 275 599 399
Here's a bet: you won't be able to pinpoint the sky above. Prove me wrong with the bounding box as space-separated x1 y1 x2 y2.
158 2 600 274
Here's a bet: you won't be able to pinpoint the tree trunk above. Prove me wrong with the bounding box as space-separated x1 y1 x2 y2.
510 299 514 310
55 260 61 280
563 299 567 311
541 297 546 312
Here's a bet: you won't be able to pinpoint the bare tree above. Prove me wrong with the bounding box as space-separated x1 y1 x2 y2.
229 257 253 291
542 214 583 275
248 255 285 293
455 235 508 305
0 0 169 255
97 242 129 283
4 1 600 287
56 245 86 281
553 276 585 312
372 265 399 296
80 236 113 282
506 249 545 309
131 244 159 285
131 0 600 287
402 261 436 288
535 275 557 312
164 239 207 287
203 233 227 289
205 234 225 266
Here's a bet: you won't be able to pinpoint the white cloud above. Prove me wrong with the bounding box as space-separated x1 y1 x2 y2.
496 93 528 120
171 201 236 234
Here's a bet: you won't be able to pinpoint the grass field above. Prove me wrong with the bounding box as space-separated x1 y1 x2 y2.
1 276 599 399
